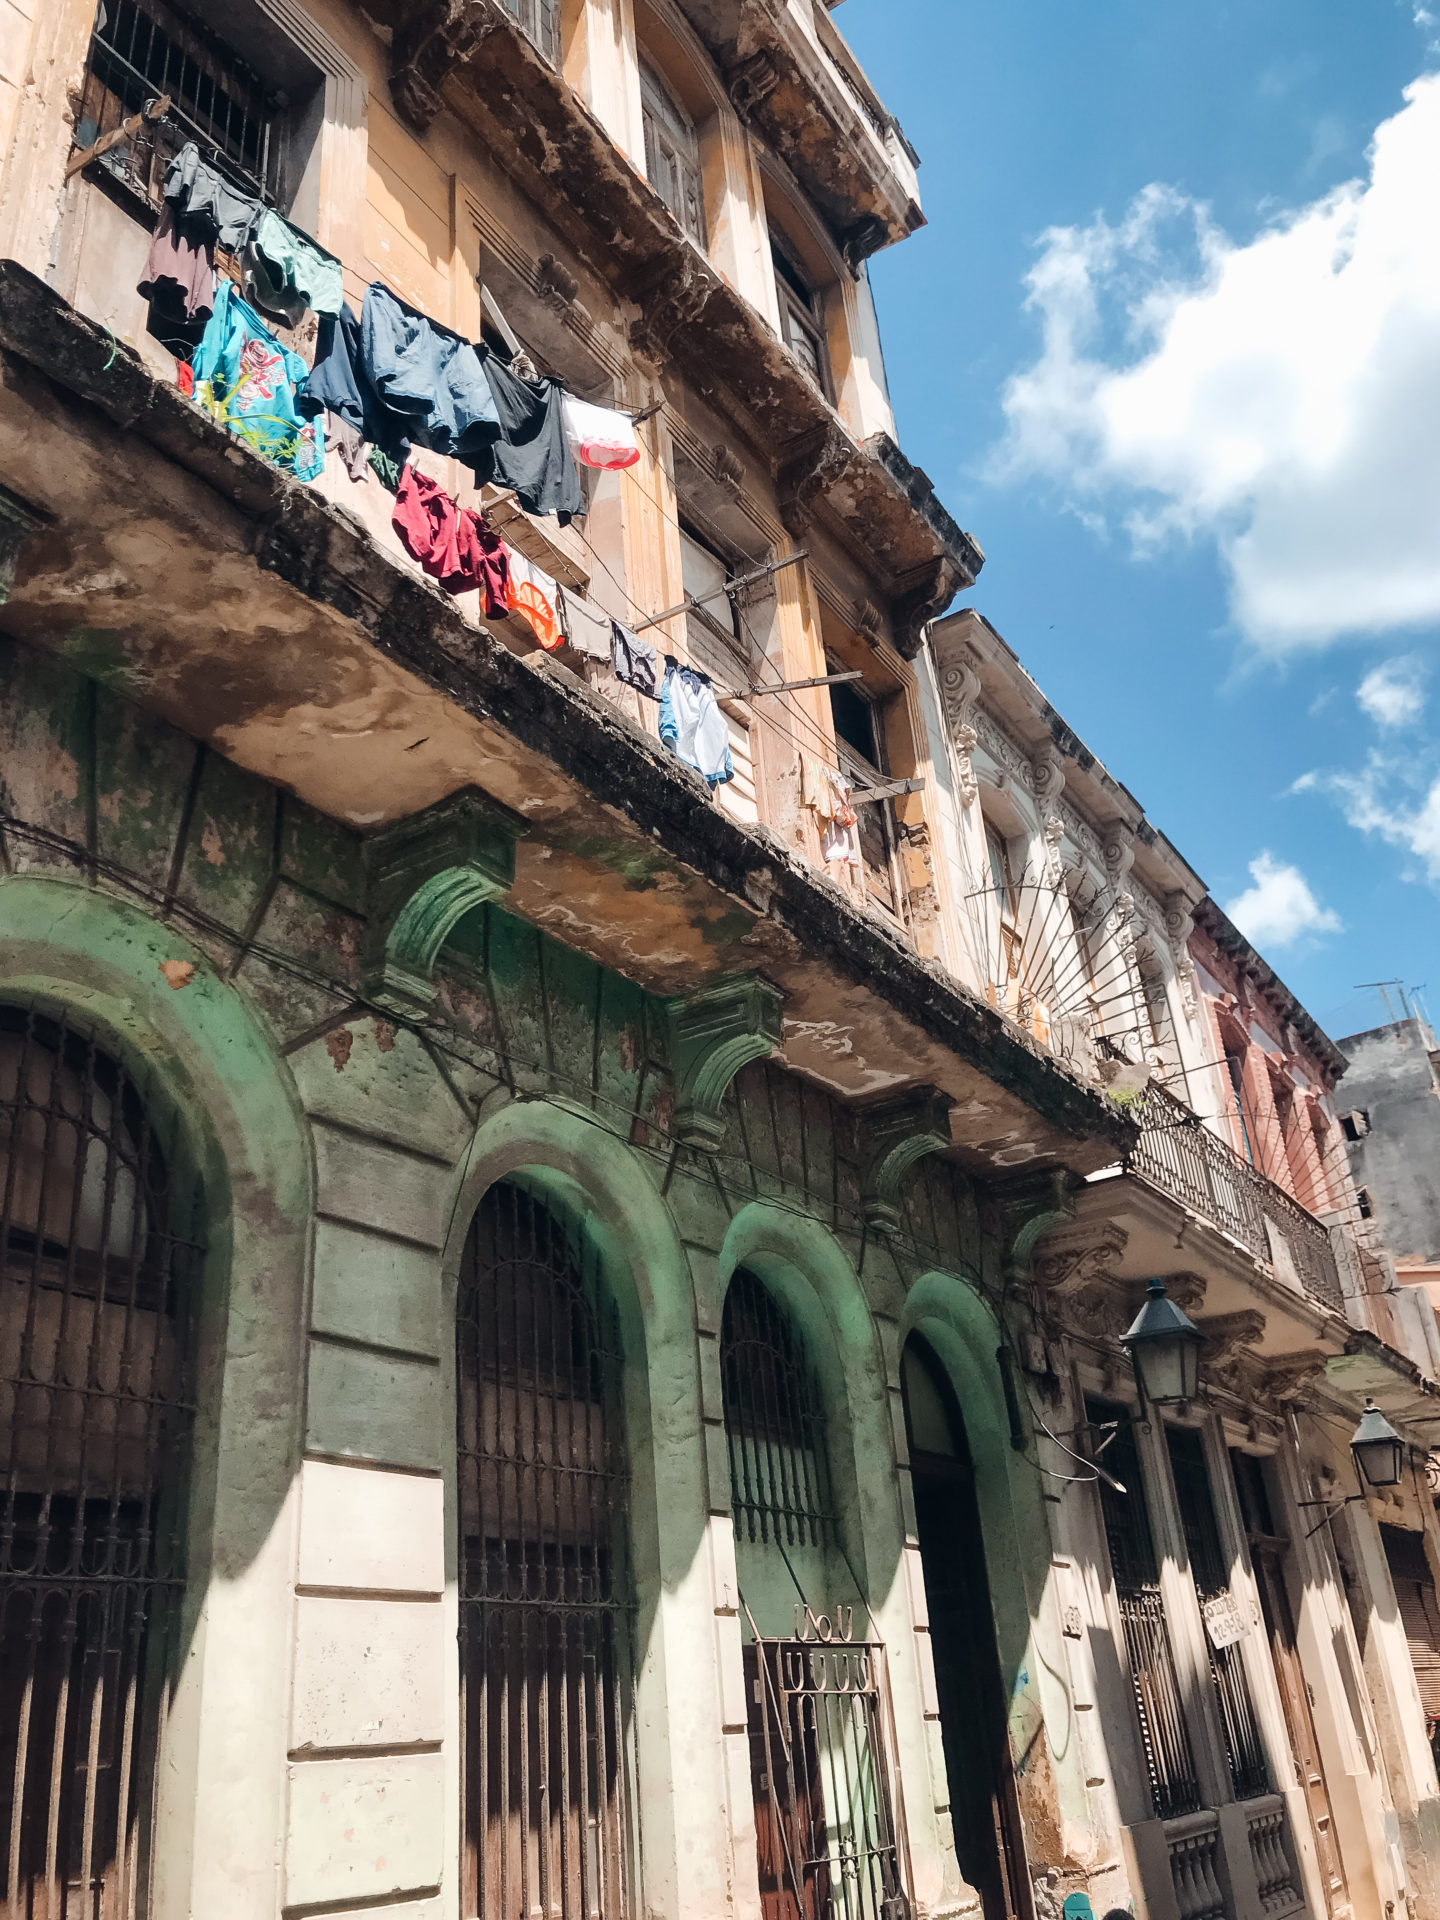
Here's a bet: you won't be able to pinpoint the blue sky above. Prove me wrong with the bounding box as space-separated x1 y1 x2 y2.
841 1 1440 1040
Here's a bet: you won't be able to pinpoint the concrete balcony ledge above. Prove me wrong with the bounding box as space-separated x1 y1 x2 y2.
0 260 1125 1177
377 0 980 650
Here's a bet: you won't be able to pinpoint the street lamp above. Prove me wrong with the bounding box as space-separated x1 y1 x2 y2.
1121 1278 1203 1407
1350 1398 1404 1489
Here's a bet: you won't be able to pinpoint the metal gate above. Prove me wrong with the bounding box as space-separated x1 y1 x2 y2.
457 1180 637 1920
0 1000 202 1919
746 1616 911 1920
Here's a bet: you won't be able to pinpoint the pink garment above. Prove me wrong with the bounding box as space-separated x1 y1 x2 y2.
392 463 510 614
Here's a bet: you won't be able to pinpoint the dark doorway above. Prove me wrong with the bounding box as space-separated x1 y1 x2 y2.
902 1338 1031 1920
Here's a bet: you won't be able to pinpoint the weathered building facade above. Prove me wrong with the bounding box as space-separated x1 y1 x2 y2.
4 6 1440 1920
922 607 1440 1920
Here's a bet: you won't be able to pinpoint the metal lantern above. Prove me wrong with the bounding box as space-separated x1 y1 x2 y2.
1121 1278 1204 1407
1350 1398 1404 1488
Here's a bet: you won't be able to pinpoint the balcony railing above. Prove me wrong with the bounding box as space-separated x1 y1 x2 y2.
1125 1080 1345 1312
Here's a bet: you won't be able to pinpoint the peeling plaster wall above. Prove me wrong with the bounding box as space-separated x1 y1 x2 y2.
0 633 1123 1917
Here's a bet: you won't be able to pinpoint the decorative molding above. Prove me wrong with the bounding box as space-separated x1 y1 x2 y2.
857 1087 956 1231
989 1169 1080 1283
660 973 785 1150
728 50 780 119
1033 1220 1129 1331
1042 815 1066 886
535 250 579 311
390 0 499 134
974 714 1030 788
890 556 967 662
713 444 746 498
776 422 853 537
1028 747 1066 807
1196 1311 1267 1395
362 789 524 1011
1058 801 1104 868
1260 1351 1328 1407
840 214 890 274
629 253 715 365
1101 825 1136 890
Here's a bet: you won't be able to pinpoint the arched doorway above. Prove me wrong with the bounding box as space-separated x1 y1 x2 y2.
0 997 203 1917
456 1176 637 1918
901 1335 1029 1920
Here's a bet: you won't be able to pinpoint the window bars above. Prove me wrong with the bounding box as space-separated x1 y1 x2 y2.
74 0 282 208
1088 1403 1202 1822
745 1624 912 1920
0 998 203 1919
1167 1428 1270 1803
457 1179 638 1920
721 1269 835 1550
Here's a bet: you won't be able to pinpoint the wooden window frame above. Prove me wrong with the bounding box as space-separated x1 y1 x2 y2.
639 56 707 248
769 226 833 400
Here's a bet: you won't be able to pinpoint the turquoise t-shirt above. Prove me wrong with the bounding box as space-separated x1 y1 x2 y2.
191 280 324 482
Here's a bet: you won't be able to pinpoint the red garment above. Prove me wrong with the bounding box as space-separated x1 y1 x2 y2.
391 463 510 614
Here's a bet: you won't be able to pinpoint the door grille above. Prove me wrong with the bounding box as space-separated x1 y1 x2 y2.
746 1631 911 1920
457 1180 637 1919
0 999 202 1918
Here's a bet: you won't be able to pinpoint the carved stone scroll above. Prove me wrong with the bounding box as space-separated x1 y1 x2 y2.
660 973 785 1151
857 1087 956 1233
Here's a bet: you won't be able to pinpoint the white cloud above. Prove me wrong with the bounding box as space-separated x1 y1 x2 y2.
993 75 1440 652
1296 757 1440 881
1223 852 1342 949
1357 656 1426 726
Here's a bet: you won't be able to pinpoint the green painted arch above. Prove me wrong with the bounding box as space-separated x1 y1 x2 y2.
713 1202 900 1609
0 872 313 1572
0 871 313 1907
898 1269 1069 1775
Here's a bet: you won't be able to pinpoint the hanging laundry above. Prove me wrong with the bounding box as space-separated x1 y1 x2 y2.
504 548 564 650
368 446 403 492
611 620 661 700
361 282 500 463
137 206 215 323
190 280 324 482
391 464 510 614
300 302 403 461
473 351 584 524
825 766 858 830
244 208 343 323
555 588 612 661
818 767 860 866
659 660 733 787
163 143 265 253
799 752 837 822
328 416 369 483
561 396 641 471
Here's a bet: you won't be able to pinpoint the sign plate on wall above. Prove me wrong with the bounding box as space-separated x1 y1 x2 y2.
1202 1590 1246 1649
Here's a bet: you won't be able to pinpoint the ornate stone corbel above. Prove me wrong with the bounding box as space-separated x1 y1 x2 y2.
362 788 525 1012
629 254 714 364
930 631 983 806
777 423 853 537
1042 815 1066 886
1032 1219 1129 1331
390 0 498 134
988 1168 1079 1286
1028 746 1066 809
890 555 966 661
534 251 578 312
857 1086 956 1232
840 215 889 274
728 50 779 119
1260 1351 1328 1407
660 973 785 1150
713 444 746 498
0 482 45 604
1196 1310 1267 1395
1101 826 1136 892
1164 892 1200 1022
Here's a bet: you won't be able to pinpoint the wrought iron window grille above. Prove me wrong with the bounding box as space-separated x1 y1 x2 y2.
721 1268 836 1549
73 0 288 211
0 997 203 1919
456 1179 638 1920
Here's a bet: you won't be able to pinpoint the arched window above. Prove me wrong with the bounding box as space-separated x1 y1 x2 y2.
720 1267 833 1548
0 999 202 1917
639 57 706 247
457 1178 636 1920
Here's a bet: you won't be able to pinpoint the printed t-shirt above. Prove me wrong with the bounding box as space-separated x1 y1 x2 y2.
504 548 564 650
190 280 324 482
